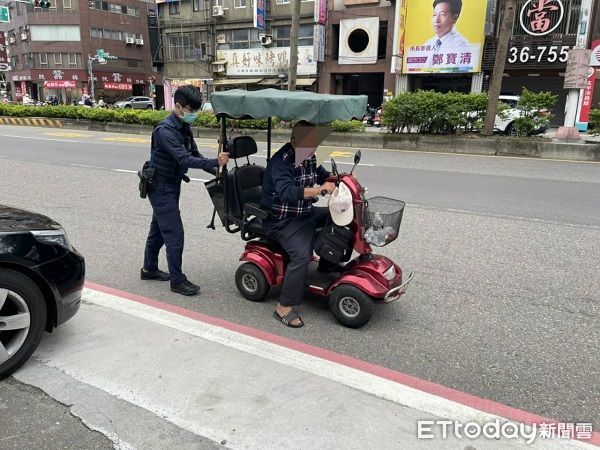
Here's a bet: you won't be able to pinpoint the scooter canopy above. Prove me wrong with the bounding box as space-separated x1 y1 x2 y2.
210 88 368 125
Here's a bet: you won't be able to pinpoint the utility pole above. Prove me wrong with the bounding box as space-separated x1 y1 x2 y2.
288 0 300 91
482 0 516 136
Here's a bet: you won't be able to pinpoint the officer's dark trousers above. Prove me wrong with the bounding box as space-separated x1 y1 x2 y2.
143 182 187 286
265 207 329 307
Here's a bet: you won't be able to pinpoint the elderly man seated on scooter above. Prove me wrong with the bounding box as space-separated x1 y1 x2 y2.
260 120 337 328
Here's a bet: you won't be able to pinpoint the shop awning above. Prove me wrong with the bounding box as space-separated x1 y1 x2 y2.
258 78 281 86
295 78 317 86
212 78 263 86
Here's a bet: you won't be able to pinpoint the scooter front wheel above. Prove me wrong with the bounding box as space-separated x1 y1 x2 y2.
235 263 269 302
328 285 373 328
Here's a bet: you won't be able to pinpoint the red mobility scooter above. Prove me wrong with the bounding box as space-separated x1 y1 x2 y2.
208 89 413 328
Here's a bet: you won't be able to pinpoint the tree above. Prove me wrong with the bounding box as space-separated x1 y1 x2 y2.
288 0 301 91
482 0 517 136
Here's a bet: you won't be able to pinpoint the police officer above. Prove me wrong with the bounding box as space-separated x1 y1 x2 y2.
141 85 229 296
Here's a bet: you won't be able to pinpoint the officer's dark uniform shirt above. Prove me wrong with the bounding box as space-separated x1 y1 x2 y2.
151 112 218 182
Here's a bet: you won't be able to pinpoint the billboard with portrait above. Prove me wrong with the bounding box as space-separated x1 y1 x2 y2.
402 0 487 74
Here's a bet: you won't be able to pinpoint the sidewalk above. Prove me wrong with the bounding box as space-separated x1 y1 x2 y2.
13 284 598 449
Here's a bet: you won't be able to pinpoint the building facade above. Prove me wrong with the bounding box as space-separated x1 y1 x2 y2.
319 0 394 107
157 0 319 108
0 0 156 104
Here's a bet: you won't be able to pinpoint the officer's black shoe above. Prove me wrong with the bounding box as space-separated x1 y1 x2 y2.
140 268 170 281
170 280 200 296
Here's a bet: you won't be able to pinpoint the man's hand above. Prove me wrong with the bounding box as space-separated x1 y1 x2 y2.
218 152 229 166
320 182 336 195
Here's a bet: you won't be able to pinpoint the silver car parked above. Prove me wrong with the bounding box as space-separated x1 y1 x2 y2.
113 96 154 109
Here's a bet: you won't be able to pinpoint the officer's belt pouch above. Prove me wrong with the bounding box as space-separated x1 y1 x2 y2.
314 223 353 263
138 161 155 199
205 175 228 226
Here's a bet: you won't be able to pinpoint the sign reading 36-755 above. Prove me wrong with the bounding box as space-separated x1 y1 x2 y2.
507 45 569 64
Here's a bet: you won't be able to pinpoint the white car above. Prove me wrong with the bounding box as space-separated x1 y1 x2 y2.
494 95 549 136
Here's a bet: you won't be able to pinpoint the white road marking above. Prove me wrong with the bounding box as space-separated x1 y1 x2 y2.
0 133 78 143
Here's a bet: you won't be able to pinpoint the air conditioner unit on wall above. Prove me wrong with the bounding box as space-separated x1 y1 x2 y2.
126 37 134 44
20 33 28 41
258 34 272 46
136 38 144 46
212 5 224 17
9 37 16 44
216 34 226 44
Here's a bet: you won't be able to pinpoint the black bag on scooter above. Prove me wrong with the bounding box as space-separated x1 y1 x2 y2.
314 222 354 263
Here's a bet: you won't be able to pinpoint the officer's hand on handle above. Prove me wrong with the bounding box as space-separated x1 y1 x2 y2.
218 152 229 167
321 182 336 195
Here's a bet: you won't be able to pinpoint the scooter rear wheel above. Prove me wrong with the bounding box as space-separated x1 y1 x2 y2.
235 263 269 302
328 285 373 328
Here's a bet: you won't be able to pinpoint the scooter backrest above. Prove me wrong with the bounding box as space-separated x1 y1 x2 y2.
228 136 258 159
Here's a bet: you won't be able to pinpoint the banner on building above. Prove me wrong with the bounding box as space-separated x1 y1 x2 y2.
314 25 326 62
314 0 327 25
216 46 317 76
391 0 407 73
402 0 487 74
339 17 379 65
254 0 266 30
104 82 133 91
590 41 600 67
0 32 8 65
43 80 77 89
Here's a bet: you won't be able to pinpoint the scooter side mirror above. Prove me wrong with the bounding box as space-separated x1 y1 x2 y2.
349 150 361 176
331 159 339 177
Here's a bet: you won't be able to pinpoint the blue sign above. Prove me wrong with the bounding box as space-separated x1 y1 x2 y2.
254 0 266 30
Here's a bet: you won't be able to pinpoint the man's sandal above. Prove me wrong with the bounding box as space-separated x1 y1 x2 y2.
273 310 304 328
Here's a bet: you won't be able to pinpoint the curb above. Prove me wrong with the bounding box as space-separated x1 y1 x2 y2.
0 117 63 128
1 116 600 162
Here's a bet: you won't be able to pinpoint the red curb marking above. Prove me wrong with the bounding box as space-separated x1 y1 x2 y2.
85 281 599 446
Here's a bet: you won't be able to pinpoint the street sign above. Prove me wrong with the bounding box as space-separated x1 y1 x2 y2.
0 6 10 23
564 48 591 90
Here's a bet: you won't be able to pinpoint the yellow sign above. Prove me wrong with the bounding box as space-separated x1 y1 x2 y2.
402 0 487 74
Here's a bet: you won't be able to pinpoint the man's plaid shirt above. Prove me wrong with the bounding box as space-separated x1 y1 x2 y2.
260 143 330 220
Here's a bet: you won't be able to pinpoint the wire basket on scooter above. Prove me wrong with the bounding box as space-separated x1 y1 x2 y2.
364 197 405 247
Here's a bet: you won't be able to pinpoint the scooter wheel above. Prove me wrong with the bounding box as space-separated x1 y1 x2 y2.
235 263 269 302
328 285 373 328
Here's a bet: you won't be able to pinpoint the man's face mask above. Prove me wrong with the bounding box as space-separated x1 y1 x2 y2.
177 104 199 124
291 123 331 167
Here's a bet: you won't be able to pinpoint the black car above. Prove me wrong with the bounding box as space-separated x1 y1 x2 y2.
0 205 85 379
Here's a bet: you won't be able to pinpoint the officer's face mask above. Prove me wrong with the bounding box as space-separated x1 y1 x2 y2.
177 104 199 124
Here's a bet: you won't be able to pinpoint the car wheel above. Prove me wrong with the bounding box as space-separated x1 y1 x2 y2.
124 105 132 109
146 105 153 110
235 263 269 302
328 285 373 328
505 123 517 136
0 269 47 380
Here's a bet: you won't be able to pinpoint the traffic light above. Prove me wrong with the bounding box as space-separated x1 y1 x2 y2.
31 0 51 8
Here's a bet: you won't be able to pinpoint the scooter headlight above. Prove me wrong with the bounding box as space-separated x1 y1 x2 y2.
383 265 396 281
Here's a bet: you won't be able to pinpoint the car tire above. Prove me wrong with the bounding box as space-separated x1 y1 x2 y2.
146 105 153 110
505 123 517 136
235 263 269 302
328 285 373 328
0 269 47 380
124 105 132 109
